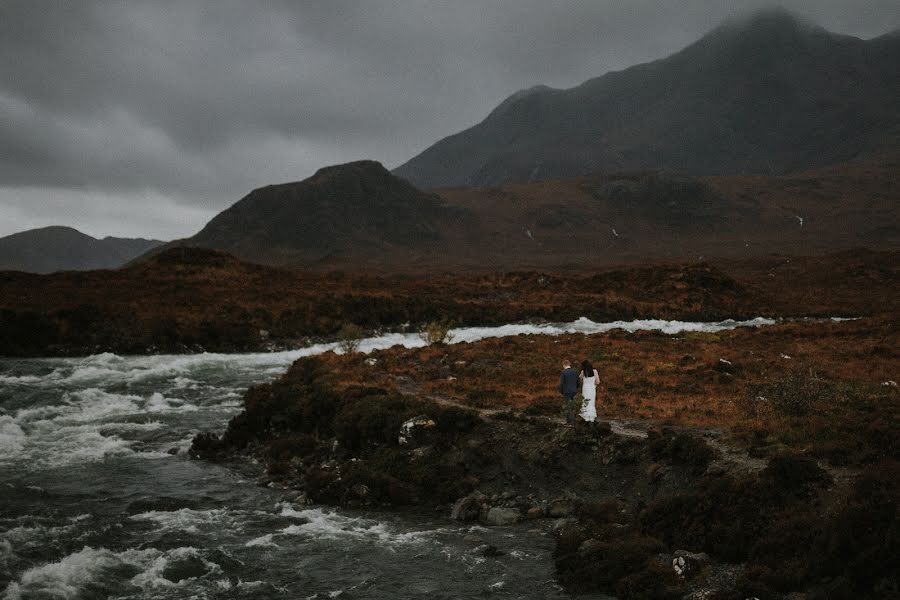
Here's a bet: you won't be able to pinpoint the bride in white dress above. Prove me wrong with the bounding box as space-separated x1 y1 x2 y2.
579 360 598 422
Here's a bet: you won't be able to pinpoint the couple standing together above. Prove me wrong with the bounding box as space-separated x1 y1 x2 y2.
558 359 598 425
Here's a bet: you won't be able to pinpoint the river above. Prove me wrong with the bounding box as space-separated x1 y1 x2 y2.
0 317 782 599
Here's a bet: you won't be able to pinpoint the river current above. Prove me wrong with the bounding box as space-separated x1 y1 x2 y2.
0 317 780 599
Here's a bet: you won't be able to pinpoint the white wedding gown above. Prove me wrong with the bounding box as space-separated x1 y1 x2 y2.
580 373 597 422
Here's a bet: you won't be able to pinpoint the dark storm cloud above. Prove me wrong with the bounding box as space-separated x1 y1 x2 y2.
0 0 897 238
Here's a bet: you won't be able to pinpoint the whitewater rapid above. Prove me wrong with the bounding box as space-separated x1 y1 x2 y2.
0 316 800 598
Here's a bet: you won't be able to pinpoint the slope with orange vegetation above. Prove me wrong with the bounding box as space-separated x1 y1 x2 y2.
429 155 900 271
1 246 896 356
313 315 897 465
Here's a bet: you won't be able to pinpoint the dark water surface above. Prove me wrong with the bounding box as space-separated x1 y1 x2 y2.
1 319 782 598
0 349 581 599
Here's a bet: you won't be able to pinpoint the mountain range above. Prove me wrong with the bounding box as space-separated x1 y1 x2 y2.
153 155 899 271
0 226 164 273
7 9 899 273
394 9 900 188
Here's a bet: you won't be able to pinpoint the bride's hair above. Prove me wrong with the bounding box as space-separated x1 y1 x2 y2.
581 360 594 378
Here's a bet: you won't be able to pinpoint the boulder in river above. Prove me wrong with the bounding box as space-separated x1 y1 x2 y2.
482 507 521 526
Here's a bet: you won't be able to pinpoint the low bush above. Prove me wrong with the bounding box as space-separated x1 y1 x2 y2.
336 322 364 353
523 396 561 417
647 431 717 474
464 388 506 408
432 405 482 435
420 318 455 345
267 434 318 462
332 395 423 452
746 371 834 418
759 452 831 496
555 523 669 596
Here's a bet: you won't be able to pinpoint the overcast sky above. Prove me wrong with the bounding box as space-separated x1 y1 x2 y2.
1 1 898 240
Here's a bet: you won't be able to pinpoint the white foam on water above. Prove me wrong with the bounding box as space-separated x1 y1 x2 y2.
1 386 205 468
11 316 787 391
1 545 223 599
275 507 435 546
245 533 278 548
130 546 222 589
0 416 25 455
0 374 44 385
128 508 231 534
145 392 199 413
2 546 152 599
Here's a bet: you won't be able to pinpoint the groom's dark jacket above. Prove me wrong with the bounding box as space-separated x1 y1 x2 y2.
559 367 578 396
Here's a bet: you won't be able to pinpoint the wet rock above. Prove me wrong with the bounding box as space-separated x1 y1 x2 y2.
547 498 579 518
525 506 544 520
482 507 521 526
551 518 576 534
654 552 674 568
451 492 486 522
351 483 370 499
577 538 602 557
462 534 483 545
166 447 180 455
672 549 710 579
161 552 209 583
481 544 505 557
713 358 742 375
398 415 436 446
704 463 726 477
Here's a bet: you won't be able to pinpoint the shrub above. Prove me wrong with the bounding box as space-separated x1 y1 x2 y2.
648 431 717 474
760 452 831 495
746 371 834 418
616 562 680 600
420 318 455 345
336 322 364 353
464 388 505 408
332 395 422 451
524 396 561 417
267 434 318 462
555 527 668 595
432 405 482 435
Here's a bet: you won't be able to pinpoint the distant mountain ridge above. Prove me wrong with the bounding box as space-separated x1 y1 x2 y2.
0 226 164 273
394 8 900 188
164 160 468 266
139 152 900 271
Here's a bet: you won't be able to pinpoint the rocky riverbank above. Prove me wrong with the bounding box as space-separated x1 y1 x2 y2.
192 345 898 599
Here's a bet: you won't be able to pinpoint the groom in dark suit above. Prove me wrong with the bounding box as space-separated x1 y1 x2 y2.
559 359 579 424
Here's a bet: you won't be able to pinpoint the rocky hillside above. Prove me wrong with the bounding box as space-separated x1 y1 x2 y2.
394 9 900 188
169 160 466 267
0 226 164 273
140 154 899 271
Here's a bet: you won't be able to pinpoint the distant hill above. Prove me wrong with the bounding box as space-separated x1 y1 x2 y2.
144 154 899 272
167 160 467 267
394 9 900 188
0 226 164 273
